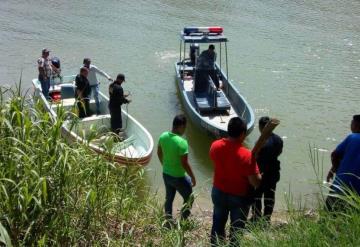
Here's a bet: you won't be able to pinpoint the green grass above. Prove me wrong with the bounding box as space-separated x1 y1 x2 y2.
1 85 360 246
0 86 199 246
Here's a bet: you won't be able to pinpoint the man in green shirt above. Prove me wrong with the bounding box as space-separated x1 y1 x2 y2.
157 114 196 221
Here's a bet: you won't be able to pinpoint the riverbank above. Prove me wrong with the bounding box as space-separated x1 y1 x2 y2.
1 89 359 246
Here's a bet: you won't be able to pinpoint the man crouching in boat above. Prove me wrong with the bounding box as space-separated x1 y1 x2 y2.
108 73 130 135
75 67 92 118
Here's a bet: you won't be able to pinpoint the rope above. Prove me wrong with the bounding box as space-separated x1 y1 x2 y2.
122 90 131 131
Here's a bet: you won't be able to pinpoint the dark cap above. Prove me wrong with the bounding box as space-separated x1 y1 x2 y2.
116 73 125 81
42 48 50 54
353 115 360 122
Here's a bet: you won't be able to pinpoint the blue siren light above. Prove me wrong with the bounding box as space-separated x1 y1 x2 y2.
183 26 223 35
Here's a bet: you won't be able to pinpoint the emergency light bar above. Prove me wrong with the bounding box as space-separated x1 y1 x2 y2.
183 26 223 35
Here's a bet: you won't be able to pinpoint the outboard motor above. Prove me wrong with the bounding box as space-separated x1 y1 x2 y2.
189 43 199 65
51 57 61 69
50 57 62 85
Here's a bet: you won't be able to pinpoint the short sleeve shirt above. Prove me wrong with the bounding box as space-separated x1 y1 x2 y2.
38 57 52 77
158 131 188 177
333 133 360 194
210 138 259 196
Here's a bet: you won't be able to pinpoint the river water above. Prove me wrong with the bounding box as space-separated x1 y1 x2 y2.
1 0 359 210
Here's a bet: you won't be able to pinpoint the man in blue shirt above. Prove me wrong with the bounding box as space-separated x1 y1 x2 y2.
326 114 360 211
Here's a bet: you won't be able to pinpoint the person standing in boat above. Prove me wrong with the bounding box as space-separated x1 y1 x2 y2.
75 67 92 118
250 116 283 224
196 44 220 89
157 114 196 224
326 114 360 211
37 48 57 99
83 58 113 115
108 73 130 134
209 117 261 246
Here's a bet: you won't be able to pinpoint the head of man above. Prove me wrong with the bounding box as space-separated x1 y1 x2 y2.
259 116 270 133
351 115 360 133
115 73 125 84
80 67 89 78
42 48 50 58
83 58 91 68
172 114 187 136
228 117 247 141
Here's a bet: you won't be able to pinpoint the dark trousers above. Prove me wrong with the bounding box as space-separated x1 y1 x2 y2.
251 173 279 222
211 187 251 246
77 98 91 118
39 77 50 99
208 69 220 88
109 107 122 134
163 173 193 220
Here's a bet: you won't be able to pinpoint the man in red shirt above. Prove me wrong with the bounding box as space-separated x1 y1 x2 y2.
209 117 262 246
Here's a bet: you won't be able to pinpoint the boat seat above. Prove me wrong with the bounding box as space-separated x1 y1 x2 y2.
61 83 76 99
194 73 231 113
215 90 231 111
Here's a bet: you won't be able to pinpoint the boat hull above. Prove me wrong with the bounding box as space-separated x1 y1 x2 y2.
32 77 153 166
174 63 255 138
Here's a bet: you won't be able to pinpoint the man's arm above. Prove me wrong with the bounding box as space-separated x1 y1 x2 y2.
38 59 46 79
93 65 112 81
157 145 163 165
248 173 262 189
326 150 342 182
180 154 196 187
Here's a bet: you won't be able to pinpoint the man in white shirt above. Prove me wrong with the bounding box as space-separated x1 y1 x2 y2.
83 58 113 114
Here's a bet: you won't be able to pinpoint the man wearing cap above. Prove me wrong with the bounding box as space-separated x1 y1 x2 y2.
83 58 112 115
326 114 360 211
37 48 53 98
196 44 220 90
108 73 130 134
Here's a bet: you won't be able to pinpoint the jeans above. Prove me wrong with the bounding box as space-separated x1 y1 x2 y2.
90 84 100 114
40 77 50 99
211 187 251 246
163 173 193 220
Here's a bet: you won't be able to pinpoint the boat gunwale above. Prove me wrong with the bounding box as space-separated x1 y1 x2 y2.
32 78 154 165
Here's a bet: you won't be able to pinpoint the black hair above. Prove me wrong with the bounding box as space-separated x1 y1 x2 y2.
353 115 360 123
83 58 91 64
173 114 187 129
259 116 270 129
228 117 247 138
209 44 215 50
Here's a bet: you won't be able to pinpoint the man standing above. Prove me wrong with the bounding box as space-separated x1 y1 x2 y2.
251 116 283 223
83 58 112 114
326 115 360 210
37 48 53 99
157 115 196 223
108 74 130 134
209 117 261 246
75 67 92 118
196 44 219 89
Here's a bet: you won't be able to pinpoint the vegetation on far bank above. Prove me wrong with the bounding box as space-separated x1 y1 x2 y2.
0 85 360 246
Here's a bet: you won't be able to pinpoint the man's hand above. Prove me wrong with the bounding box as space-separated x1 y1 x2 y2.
108 78 113 82
326 170 334 182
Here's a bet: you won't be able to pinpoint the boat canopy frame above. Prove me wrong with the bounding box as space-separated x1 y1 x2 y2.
179 31 229 83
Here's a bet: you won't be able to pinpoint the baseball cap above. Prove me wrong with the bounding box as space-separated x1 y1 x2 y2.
42 48 50 54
